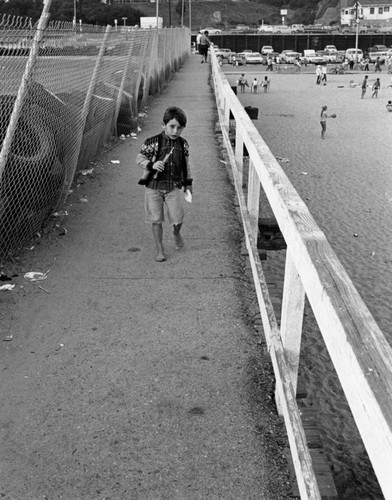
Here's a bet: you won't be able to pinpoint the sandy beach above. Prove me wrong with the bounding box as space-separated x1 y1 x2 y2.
225 66 392 499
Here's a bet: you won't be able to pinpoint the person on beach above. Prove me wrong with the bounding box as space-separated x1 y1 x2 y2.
374 57 382 73
136 106 193 262
386 100 392 111
320 105 336 140
361 75 369 99
261 75 270 92
198 31 210 63
251 77 258 93
316 65 322 85
372 78 381 98
321 64 327 85
266 57 274 71
238 73 249 93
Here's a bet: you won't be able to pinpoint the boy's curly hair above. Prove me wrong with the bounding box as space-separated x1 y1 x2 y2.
163 106 187 127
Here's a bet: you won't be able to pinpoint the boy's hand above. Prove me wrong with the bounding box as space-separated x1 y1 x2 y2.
153 160 165 173
186 185 193 194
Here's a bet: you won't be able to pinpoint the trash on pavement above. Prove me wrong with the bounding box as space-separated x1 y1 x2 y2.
0 284 15 290
110 160 120 164
80 168 94 176
24 270 50 281
3 334 13 341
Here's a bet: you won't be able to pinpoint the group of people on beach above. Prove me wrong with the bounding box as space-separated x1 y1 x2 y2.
238 74 270 93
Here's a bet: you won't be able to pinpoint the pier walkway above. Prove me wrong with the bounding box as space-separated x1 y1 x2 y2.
0 55 292 498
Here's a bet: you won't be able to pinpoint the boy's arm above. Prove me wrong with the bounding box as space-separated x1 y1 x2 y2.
183 141 193 192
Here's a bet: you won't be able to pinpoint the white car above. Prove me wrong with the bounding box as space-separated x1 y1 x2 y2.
261 45 274 55
258 25 274 33
199 27 222 34
214 48 232 61
244 52 264 64
280 51 301 63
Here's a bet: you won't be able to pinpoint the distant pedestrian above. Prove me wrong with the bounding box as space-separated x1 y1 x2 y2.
238 73 249 93
375 57 382 72
198 31 210 63
261 75 270 92
251 77 258 93
316 65 322 84
361 75 368 98
386 100 392 111
320 105 337 140
363 57 370 71
321 64 327 85
372 77 381 98
266 57 273 71
195 31 202 52
349 54 354 70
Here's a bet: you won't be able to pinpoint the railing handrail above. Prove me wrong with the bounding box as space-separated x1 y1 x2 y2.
210 49 392 498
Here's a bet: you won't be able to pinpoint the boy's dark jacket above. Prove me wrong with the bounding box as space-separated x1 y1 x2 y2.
136 132 192 188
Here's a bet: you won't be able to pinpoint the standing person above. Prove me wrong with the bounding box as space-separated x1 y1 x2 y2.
363 56 370 71
251 77 258 93
238 73 249 93
361 75 369 98
374 57 382 72
266 56 273 71
195 31 202 53
136 106 193 262
198 31 210 63
349 54 354 70
320 105 336 140
261 75 270 92
372 77 381 98
316 65 322 84
321 64 327 85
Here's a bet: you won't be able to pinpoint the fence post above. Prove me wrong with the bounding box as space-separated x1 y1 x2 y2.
280 249 305 395
0 0 52 183
235 125 244 186
247 160 260 242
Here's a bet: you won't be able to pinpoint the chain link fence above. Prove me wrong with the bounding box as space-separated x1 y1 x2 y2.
0 8 190 261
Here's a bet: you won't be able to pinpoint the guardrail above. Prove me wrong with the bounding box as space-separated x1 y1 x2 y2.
209 48 392 499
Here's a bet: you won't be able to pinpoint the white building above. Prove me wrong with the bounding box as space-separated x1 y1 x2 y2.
341 0 392 25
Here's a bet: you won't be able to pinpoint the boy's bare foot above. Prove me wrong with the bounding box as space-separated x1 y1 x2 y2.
155 253 166 262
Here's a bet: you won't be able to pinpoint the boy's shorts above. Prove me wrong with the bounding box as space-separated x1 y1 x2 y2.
145 187 184 225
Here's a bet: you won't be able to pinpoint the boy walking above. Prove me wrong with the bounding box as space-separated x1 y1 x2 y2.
372 78 381 98
137 107 193 262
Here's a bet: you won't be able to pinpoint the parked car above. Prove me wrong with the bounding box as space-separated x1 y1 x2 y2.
323 50 338 63
229 53 247 66
272 25 292 34
346 48 364 62
324 45 337 53
244 52 264 64
214 48 232 61
199 27 222 34
291 24 305 33
368 45 388 62
302 49 326 64
258 25 274 33
280 51 301 63
261 45 274 55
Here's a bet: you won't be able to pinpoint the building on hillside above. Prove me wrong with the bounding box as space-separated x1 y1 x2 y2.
340 0 392 25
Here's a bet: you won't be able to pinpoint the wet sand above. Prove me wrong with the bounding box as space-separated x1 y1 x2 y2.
226 67 392 499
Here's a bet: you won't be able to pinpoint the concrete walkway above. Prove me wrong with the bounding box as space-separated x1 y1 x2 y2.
0 54 291 499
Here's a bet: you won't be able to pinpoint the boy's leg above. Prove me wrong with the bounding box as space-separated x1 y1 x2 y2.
173 223 184 249
152 223 166 261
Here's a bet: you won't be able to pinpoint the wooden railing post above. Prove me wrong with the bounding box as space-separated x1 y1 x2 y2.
235 124 244 186
280 249 305 394
247 160 260 242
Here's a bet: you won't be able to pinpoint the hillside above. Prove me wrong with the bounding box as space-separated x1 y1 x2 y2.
137 0 340 30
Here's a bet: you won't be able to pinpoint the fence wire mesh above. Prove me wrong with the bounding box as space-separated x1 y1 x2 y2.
0 11 190 260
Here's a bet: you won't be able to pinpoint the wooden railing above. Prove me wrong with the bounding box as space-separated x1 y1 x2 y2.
209 49 392 499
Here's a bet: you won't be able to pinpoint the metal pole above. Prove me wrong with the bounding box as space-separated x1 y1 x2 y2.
189 0 191 30
73 0 76 28
0 0 52 183
181 0 184 27
354 1 360 63
155 0 159 28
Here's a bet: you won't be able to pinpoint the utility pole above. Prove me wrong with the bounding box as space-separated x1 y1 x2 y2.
355 1 361 63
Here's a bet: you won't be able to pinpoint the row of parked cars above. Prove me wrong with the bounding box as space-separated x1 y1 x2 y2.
213 44 392 65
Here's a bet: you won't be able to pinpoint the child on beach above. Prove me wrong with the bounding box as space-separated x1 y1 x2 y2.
320 105 337 140
136 106 193 262
386 100 392 111
238 74 249 93
372 78 381 98
261 76 270 92
251 77 258 93
361 75 368 99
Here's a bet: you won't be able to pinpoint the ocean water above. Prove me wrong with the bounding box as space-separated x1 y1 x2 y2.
231 69 392 499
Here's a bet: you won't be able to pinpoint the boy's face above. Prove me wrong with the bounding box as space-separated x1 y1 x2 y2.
163 118 184 140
